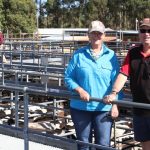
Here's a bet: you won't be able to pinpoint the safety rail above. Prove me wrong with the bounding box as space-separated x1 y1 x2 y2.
0 82 150 149
0 84 119 150
0 40 144 150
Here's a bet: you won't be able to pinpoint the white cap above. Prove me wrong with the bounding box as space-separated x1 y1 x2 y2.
88 20 105 33
140 18 150 28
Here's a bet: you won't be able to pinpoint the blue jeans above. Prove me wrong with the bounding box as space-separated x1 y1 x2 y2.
70 108 113 150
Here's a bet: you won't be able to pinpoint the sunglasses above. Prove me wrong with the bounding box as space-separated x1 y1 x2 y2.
140 29 150 33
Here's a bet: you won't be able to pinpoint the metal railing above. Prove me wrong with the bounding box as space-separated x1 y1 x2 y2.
0 40 146 150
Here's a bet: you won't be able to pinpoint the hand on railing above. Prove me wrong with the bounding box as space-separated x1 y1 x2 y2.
103 92 117 104
75 87 90 101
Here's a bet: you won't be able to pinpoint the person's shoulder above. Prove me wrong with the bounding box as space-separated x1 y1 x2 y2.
129 44 142 55
74 45 89 54
103 44 113 52
130 44 142 51
128 44 142 59
103 45 115 56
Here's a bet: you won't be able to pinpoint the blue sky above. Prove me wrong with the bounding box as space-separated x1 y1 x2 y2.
37 0 47 3
41 0 47 2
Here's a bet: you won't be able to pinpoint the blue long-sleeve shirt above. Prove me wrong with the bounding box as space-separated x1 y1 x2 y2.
65 44 120 111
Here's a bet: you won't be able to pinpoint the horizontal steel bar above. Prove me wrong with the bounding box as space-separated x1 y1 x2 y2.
0 69 64 78
0 84 150 110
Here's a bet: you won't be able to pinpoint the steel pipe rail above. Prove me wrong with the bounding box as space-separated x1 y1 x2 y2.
1 50 72 55
0 85 117 150
0 63 65 73
0 82 145 150
0 68 64 78
0 84 150 110
0 123 116 150
0 40 144 149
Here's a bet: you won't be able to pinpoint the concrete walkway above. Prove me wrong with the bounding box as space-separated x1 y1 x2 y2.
0 134 63 150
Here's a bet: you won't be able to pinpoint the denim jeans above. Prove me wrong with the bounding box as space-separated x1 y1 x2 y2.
70 107 113 150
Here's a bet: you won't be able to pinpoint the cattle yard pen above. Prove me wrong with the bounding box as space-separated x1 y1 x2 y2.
0 39 144 150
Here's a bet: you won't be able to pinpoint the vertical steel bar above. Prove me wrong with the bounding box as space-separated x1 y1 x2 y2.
19 44 22 62
15 91 19 127
33 43 35 64
23 87 29 150
10 43 13 66
44 59 48 91
26 74 29 82
15 71 19 127
10 92 14 119
1 52 4 85
20 44 23 82
53 98 56 125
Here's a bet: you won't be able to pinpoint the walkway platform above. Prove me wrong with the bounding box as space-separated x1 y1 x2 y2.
0 134 63 150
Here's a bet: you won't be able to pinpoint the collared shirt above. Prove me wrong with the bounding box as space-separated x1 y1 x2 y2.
120 45 150 76
90 47 103 60
65 44 120 111
120 44 150 116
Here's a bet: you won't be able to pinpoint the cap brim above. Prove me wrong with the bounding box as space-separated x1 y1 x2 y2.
140 23 150 27
89 29 104 33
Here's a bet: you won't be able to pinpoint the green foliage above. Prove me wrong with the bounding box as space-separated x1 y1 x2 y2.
0 0 150 34
43 0 150 30
2 0 36 33
0 0 4 30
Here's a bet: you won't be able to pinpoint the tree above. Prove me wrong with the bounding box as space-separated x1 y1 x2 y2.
129 0 150 29
83 0 108 27
0 0 3 30
1 0 147 32
2 0 36 34
106 0 150 30
62 0 85 27
45 0 63 27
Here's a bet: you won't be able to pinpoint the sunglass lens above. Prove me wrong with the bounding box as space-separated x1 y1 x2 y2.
140 29 150 33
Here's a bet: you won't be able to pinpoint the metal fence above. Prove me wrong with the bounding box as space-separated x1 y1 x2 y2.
0 40 146 150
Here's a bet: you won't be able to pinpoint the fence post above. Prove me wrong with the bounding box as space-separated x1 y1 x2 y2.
23 87 29 150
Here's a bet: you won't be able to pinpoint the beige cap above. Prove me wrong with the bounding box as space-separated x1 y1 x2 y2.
140 18 150 27
88 20 105 33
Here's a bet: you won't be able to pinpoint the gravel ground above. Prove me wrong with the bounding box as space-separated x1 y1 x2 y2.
0 134 63 150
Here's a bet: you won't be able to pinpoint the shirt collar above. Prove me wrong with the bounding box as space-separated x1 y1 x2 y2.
141 50 150 58
86 43 109 54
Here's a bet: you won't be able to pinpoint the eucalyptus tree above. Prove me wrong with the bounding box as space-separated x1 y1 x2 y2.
62 0 84 27
107 0 150 30
43 0 150 29
2 0 36 34
45 0 63 27
0 0 3 30
62 0 109 28
36 0 48 28
83 0 108 28
125 0 150 29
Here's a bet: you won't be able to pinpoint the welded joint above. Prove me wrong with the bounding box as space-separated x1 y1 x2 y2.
23 87 28 93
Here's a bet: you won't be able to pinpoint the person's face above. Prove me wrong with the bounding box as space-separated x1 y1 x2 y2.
88 31 105 46
139 26 150 47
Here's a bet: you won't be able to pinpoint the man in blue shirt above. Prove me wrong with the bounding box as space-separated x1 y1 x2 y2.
65 20 120 150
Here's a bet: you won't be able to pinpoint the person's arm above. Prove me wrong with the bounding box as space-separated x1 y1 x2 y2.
104 73 127 104
104 51 130 104
65 52 90 101
111 73 128 96
105 73 127 118
105 52 130 118
74 87 90 101
65 53 79 90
